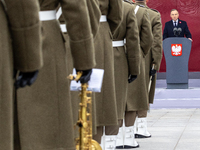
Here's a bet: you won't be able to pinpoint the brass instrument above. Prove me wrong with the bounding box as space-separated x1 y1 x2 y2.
68 72 102 150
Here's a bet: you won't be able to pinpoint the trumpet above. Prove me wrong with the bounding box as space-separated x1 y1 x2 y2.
68 72 102 150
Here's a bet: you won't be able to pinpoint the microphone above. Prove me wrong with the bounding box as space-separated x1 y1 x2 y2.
173 27 178 36
177 28 182 36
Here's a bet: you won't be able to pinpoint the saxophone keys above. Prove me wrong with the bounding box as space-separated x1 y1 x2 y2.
87 91 92 94
83 137 88 144
77 120 83 127
83 122 88 128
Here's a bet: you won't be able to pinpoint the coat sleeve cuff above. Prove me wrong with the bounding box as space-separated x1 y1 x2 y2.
128 57 140 75
70 36 96 70
154 64 159 71
12 22 43 72
152 57 162 71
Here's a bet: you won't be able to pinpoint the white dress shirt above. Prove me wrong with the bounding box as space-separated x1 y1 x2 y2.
173 19 178 27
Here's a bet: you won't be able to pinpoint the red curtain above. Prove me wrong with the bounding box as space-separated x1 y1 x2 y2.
148 0 200 72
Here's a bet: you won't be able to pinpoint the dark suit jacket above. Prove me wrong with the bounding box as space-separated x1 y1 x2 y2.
163 19 192 40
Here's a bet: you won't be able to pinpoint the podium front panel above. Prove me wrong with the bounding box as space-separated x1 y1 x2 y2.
163 38 192 87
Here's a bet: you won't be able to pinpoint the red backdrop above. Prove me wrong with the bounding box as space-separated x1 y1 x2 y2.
148 0 200 72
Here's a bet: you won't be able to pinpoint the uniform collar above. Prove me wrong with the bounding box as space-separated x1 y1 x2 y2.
136 1 147 7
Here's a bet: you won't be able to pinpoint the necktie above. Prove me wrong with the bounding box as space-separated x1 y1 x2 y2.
174 22 177 27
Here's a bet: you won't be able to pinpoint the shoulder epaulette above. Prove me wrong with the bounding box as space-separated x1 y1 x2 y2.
150 8 160 13
139 4 145 8
123 0 133 5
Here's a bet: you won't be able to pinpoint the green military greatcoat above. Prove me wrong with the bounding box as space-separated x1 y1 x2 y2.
113 1 140 120
94 0 123 127
136 2 162 104
58 0 101 136
126 1 153 111
16 0 96 150
0 0 42 149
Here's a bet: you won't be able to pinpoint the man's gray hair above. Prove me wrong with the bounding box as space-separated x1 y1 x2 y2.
171 9 179 13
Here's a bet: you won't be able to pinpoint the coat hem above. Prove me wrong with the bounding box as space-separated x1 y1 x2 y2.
126 108 149 112
97 123 119 127
22 147 75 150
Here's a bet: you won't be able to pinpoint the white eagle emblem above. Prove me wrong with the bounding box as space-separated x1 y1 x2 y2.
172 45 182 56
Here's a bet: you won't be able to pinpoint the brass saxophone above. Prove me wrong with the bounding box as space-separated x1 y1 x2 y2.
68 72 102 150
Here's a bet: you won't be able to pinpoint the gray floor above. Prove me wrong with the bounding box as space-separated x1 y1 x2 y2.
118 109 200 150
151 79 200 109
117 79 200 149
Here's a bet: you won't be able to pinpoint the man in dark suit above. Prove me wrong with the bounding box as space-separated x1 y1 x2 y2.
163 9 192 41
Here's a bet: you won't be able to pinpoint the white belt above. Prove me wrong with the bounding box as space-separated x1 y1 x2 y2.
134 5 140 15
124 39 126 44
56 7 62 19
112 40 124 47
39 10 57 21
100 15 107 22
60 24 67 33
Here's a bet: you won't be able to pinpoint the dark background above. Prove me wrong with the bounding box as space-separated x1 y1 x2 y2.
148 0 200 72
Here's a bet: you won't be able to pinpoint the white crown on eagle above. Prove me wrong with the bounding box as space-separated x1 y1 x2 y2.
172 45 182 56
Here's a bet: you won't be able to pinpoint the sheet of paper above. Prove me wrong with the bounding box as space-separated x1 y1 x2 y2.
70 69 104 93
